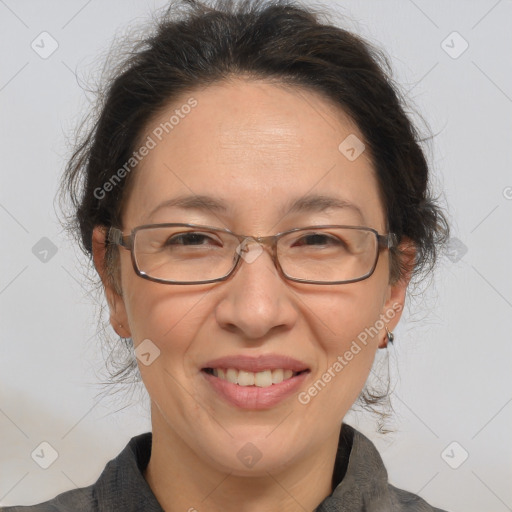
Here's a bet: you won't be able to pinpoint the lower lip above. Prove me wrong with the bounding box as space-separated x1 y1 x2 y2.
201 370 309 410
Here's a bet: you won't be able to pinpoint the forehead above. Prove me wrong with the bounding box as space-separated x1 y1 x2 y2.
123 78 385 231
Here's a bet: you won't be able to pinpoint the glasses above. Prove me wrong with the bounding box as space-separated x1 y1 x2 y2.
107 223 397 285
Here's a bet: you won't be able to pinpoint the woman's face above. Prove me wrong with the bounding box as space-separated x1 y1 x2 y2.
93 78 408 475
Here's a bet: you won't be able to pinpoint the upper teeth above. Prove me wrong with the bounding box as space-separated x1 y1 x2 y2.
213 368 295 387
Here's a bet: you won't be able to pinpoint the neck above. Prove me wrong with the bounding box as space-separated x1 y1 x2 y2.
143 403 340 512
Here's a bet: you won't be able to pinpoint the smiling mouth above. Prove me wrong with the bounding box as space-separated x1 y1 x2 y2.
202 368 310 388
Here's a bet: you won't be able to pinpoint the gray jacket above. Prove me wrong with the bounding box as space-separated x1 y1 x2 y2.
2 424 448 511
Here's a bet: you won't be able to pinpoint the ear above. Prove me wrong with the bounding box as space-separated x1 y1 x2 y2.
91 226 131 339
378 236 416 348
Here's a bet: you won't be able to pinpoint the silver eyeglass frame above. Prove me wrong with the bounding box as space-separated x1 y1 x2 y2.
107 223 398 285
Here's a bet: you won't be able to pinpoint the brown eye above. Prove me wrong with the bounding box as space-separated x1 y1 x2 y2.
293 233 345 247
165 232 218 246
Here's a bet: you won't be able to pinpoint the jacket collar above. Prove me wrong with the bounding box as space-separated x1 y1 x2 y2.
315 423 393 511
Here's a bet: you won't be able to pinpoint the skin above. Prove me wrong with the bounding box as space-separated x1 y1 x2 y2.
92 77 413 512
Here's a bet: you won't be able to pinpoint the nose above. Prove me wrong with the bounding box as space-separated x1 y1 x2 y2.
214 241 298 340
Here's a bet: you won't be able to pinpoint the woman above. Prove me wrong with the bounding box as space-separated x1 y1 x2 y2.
3 0 450 510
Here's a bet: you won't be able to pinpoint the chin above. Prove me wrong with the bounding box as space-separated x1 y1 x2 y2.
196 426 303 476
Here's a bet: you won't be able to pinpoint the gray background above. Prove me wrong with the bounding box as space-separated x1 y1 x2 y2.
1 0 511 510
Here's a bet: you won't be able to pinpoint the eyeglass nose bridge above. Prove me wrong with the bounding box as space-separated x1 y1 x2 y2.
234 234 279 264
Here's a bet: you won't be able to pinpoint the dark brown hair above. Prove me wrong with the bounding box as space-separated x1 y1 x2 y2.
58 0 449 425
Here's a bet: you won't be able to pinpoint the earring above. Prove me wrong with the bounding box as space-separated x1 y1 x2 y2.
385 326 394 345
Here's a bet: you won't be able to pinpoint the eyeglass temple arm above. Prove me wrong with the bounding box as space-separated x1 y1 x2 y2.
107 227 132 249
378 232 398 249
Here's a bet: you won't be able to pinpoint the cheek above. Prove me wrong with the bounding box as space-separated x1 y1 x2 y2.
302 280 387 406
310 273 387 348
123 284 211 414
122 279 220 412
125 281 208 347
118 250 198 343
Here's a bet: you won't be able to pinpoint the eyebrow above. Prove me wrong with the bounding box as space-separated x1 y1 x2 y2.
147 193 365 222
